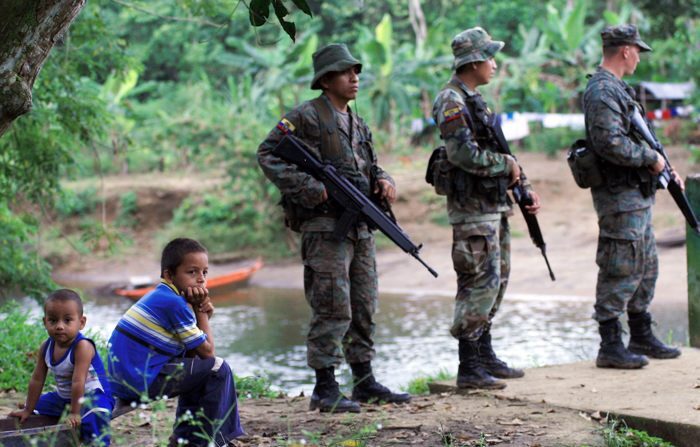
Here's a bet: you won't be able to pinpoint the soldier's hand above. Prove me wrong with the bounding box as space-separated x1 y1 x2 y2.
375 179 396 203
320 188 328 202
525 190 541 215
506 156 521 187
649 155 665 175
671 169 685 191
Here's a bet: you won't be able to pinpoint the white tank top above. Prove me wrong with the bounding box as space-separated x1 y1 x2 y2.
43 334 104 399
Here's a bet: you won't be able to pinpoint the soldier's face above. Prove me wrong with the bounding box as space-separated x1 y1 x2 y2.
321 67 360 102
623 45 641 75
474 58 497 85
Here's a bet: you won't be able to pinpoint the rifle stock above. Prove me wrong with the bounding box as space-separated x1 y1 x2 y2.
630 108 700 234
272 134 439 278
489 115 556 281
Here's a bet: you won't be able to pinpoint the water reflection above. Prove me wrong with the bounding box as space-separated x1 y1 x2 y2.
15 286 689 395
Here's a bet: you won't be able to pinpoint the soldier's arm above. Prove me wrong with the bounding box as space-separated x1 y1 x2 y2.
257 109 327 208
587 92 659 168
436 94 512 177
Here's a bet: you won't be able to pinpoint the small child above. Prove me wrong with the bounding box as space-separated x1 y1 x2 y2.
108 237 243 446
10 289 113 446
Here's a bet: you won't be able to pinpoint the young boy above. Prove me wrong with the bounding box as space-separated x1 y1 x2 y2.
10 289 114 446
108 237 243 446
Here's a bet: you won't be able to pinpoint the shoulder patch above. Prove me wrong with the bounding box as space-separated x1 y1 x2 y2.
276 118 296 135
443 106 463 122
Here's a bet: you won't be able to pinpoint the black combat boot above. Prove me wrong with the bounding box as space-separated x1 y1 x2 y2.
596 318 649 369
457 339 506 389
628 311 681 359
309 367 361 413
350 361 411 404
477 324 525 379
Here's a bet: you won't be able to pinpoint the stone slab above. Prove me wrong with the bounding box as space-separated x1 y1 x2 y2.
430 348 700 446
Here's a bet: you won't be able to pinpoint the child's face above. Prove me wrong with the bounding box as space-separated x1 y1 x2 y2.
164 251 209 294
43 300 86 347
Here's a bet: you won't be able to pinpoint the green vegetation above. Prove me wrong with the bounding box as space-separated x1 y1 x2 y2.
602 420 674 447
404 368 454 395
2 0 700 299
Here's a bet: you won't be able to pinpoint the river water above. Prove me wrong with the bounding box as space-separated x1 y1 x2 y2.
14 286 689 395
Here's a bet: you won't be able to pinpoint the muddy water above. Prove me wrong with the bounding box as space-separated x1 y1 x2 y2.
17 287 689 395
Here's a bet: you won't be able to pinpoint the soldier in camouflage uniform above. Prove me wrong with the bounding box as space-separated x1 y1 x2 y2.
432 28 541 389
257 43 410 413
583 25 682 369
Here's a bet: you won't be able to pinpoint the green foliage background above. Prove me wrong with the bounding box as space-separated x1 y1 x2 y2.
2 0 700 298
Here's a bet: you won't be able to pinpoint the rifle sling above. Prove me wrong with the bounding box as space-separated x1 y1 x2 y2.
311 96 343 161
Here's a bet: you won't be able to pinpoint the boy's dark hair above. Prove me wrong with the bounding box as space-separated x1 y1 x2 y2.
45 289 84 316
161 238 208 278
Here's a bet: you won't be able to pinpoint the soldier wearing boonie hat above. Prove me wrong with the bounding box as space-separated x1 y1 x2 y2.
582 24 682 371
430 27 542 391
601 24 652 52
257 43 409 413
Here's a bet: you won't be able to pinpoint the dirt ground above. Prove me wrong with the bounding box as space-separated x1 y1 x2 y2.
44 143 698 446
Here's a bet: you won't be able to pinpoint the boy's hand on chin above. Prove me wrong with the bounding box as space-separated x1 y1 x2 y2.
183 286 209 305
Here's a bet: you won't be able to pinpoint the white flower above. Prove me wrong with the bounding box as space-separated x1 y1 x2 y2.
377 423 383 430
139 403 147 409
78 397 85 404
300 439 307 445
130 401 137 408
162 394 169 400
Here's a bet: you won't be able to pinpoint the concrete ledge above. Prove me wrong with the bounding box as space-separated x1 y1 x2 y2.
429 347 700 447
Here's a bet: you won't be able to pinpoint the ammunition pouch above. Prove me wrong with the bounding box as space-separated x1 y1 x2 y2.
425 145 508 205
426 146 457 196
279 195 338 232
603 164 658 198
567 139 604 189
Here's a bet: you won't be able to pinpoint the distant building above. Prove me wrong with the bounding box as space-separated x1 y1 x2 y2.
636 81 695 111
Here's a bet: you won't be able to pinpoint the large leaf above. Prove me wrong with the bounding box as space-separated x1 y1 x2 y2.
375 14 393 77
249 0 271 26
291 0 312 16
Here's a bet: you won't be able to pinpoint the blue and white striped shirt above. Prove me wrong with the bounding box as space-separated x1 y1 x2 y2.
108 282 206 399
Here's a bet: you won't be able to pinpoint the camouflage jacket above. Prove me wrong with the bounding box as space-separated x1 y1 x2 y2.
257 94 394 235
582 67 659 217
432 76 531 224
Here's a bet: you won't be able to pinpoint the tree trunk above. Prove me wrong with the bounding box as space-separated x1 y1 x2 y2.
407 0 427 50
0 0 86 137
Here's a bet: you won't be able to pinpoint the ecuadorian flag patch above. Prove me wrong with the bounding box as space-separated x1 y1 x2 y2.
276 118 296 134
443 107 462 123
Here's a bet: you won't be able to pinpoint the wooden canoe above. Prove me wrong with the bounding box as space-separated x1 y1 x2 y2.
0 415 76 447
114 259 263 300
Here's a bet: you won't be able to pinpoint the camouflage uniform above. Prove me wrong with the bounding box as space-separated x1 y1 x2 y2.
432 29 534 342
258 95 394 370
582 27 659 323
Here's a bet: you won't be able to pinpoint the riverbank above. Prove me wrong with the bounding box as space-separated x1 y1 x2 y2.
44 149 695 446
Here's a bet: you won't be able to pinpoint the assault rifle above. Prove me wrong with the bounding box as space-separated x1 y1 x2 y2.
272 134 439 278
488 115 556 281
630 108 700 234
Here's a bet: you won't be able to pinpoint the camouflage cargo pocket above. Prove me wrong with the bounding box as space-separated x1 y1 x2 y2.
452 224 496 274
596 238 640 277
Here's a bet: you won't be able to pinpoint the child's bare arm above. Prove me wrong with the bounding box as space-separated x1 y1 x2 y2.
181 286 216 358
68 339 95 427
10 341 49 422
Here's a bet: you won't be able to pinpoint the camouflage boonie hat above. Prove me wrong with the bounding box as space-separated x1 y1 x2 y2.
310 43 362 90
601 24 652 52
452 27 504 70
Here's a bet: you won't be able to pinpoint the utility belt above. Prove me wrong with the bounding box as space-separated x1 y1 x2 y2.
426 146 510 205
567 140 656 197
280 196 340 232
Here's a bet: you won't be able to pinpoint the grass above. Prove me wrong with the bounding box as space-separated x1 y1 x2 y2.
600 420 675 447
0 302 50 392
403 368 455 395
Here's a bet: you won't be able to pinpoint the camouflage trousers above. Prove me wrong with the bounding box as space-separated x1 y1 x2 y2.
301 231 378 370
450 216 510 341
594 207 657 322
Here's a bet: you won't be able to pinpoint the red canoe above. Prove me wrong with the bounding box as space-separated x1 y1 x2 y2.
114 259 263 300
